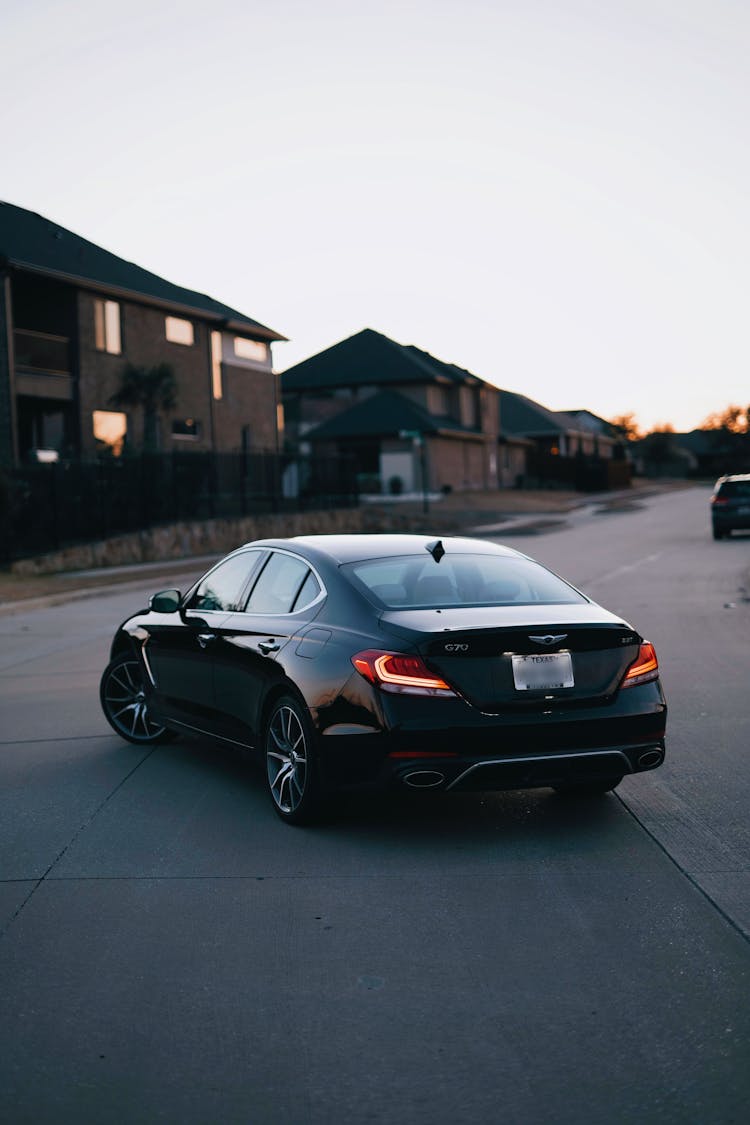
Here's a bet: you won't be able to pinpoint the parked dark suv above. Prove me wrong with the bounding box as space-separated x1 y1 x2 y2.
711 474 750 539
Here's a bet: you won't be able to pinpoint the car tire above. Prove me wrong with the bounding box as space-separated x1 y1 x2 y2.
712 527 726 540
100 655 176 745
264 694 322 824
553 775 623 797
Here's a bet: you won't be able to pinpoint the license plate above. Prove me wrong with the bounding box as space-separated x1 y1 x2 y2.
512 652 574 691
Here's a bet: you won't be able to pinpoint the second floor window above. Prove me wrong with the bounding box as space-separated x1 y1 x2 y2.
211 330 223 400
428 386 447 415
94 299 121 354
233 336 268 363
165 316 194 346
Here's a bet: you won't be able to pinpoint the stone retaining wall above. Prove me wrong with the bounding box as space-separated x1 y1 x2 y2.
10 505 429 577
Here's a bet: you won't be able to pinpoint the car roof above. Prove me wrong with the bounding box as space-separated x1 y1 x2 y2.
716 474 750 485
243 533 523 565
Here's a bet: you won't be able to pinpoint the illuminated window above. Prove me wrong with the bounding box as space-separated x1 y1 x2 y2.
172 418 201 440
94 300 121 354
211 330 222 400
233 337 268 363
93 410 127 455
165 316 194 346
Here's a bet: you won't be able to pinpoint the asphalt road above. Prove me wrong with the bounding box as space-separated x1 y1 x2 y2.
1 486 749 1124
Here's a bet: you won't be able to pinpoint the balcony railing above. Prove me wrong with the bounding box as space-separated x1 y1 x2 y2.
14 329 71 374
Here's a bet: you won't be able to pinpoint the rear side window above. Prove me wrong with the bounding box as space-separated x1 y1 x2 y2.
343 553 587 609
717 480 750 499
246 552 312 614
293 569 321 611
185 551 264 612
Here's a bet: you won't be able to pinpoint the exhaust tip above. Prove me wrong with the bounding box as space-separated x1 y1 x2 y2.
403 770 445 789
638 748 664 769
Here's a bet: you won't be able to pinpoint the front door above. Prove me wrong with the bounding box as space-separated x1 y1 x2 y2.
144 549 267 736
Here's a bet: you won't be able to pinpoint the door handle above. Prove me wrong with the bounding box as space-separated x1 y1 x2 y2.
258 639 280 655
197 633 216 649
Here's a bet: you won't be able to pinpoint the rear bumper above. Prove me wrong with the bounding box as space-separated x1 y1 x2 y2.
317 682 667 792
433 743 663 792
712 512 750 531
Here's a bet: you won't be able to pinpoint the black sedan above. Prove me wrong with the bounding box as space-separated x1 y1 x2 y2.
100 534 667 823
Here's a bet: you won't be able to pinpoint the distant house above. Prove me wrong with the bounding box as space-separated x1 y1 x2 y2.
634 429 750 479
675 429 750 477
0 201 286 466
281 328 499 493
630 432 697 478
562 409 629 453
499 392 619 459
498 390 629 490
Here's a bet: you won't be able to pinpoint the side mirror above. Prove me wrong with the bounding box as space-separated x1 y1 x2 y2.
149 589 182 614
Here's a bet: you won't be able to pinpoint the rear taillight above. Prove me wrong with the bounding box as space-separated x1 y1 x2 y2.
351 650 456 697
712 497 729 506
621 642 659 688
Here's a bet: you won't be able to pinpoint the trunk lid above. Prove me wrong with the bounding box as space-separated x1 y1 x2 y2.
379 604 641 712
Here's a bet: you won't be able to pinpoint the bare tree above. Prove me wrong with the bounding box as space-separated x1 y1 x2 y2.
702 404 750 434
609 412 642 441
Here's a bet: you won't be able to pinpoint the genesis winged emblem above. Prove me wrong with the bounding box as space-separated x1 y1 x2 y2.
529 634 568 646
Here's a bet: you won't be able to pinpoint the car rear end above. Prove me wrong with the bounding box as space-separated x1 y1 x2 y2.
340 546 666 794
711 475 750 538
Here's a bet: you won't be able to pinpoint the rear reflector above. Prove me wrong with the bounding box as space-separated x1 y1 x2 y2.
621 641 659 688
352 650 456 697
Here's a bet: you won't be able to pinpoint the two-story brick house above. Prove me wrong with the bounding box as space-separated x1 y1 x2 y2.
281 328 499 493
0 201 286 466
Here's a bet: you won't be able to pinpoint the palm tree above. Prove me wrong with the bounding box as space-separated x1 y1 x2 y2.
109 363 177 451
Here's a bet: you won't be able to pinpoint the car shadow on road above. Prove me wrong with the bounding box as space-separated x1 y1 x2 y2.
170 734 628 853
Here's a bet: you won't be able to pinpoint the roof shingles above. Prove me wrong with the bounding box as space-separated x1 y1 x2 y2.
304 389 482 441
0 200 285 340
281 328 483 391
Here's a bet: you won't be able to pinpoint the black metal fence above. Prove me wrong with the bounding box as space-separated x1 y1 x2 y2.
0 450 359 563
523 452 632 492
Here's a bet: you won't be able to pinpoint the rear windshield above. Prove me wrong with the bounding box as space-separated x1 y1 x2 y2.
342 553 587 609
717 480 750 498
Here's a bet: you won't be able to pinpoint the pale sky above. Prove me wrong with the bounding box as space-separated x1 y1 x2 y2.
2 0 749 432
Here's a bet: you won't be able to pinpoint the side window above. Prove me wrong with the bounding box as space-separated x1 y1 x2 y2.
245 553 310 615
186 551 264 612
292 569 321 611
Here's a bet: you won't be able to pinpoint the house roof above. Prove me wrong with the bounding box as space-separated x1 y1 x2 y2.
281 328 483 391
0 200 286 341
630 430 738 458
304 389 482 442
672 429 738 455
560 409 623 438
499 389 581 437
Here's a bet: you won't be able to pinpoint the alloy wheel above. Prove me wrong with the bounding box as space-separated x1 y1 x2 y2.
266 703 309 815
100 657 169 743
